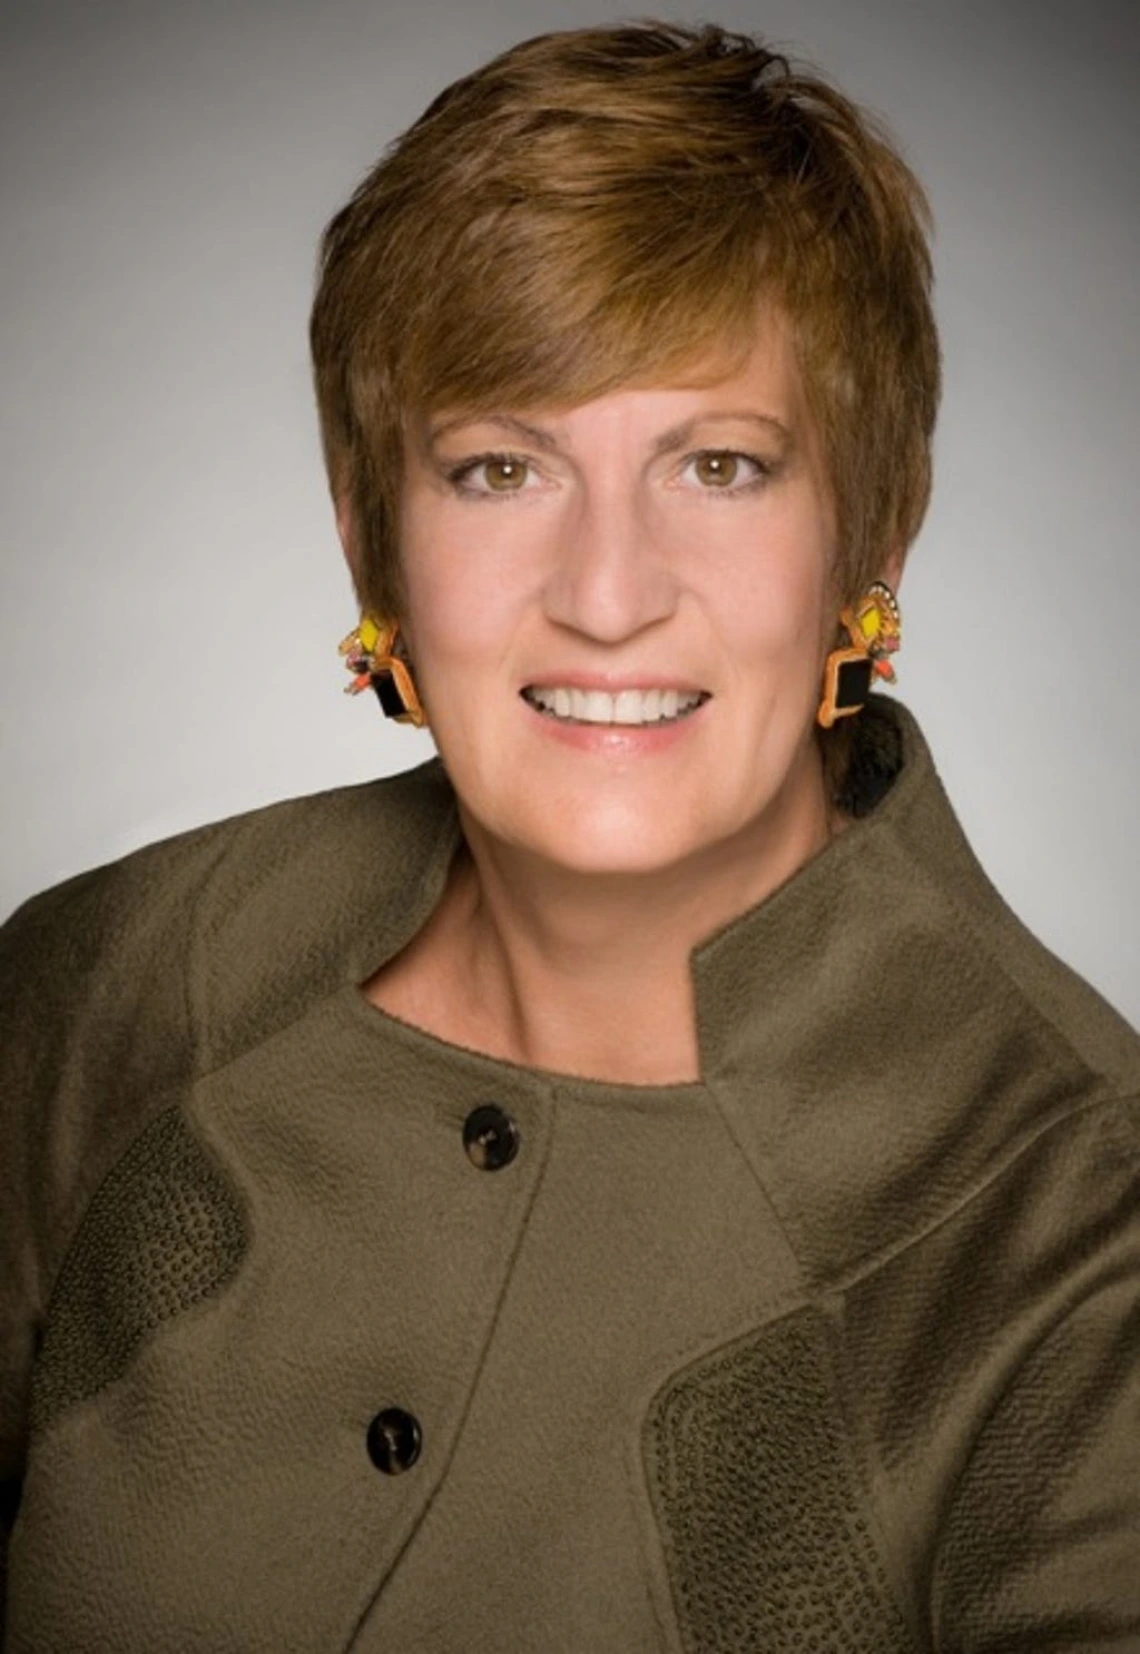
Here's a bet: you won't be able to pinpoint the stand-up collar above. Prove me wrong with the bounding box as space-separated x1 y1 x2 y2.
364 699 1123 1266
693 691 957 1080
202 692 1133 1280
345 694 1003 1082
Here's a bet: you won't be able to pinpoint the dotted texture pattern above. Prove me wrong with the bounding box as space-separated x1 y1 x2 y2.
30 1106 246 1434
645 1305 914 1653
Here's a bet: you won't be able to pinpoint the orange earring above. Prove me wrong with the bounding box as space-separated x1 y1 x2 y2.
338 613 428 727
816 580 901 729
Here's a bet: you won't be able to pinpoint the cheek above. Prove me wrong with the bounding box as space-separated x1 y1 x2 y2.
401 543 529 709
399 498 520 662
718 534 832 685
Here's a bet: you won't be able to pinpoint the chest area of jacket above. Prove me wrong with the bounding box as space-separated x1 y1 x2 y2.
12 992 926 1651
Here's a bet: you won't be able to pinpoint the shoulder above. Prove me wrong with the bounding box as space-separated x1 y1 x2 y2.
933 819 1140 1103
1 754 456 1071
764 699 1140 1281
0 758 460 1504
875 700 1140 1103
0 755 458 1316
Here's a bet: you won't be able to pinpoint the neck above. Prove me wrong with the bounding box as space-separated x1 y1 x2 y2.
443 740 843 1085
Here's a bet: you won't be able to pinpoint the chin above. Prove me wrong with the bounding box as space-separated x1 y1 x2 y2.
505 790 747 877
536 832 698 878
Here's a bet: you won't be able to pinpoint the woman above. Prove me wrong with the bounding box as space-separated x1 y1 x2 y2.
2 19 1137 1651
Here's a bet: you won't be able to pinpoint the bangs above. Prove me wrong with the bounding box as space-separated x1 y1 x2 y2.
375 181 805 429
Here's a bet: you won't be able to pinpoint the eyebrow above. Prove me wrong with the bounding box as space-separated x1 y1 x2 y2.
425 409 795 458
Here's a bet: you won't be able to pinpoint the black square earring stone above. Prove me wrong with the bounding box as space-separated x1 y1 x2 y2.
371 671 408 719
835 656 874 712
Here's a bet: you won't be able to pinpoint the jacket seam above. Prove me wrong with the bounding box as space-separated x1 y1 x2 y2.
345 1079 559 1649
36 854 235 1314
701 1076 807 1278
35 822 265 1324
833 1092 1137 1651
823 1297 934 1648
923 1229 1140 1643
35 800 459 1326
822 1086 1139 1299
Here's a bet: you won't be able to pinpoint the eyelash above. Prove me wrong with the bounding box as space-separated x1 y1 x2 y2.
443 449 773 498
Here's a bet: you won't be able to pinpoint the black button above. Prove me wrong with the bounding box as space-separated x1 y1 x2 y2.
463 1104 520 1171
366 1407 422 1475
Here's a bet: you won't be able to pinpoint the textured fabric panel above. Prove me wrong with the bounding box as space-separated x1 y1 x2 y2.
645 1305 915 1653
30 1107 246 1434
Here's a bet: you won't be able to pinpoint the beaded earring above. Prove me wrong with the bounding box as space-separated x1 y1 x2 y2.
816 580 901 729
338 614 428 727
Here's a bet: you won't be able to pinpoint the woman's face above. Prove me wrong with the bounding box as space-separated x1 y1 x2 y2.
389 309 846 877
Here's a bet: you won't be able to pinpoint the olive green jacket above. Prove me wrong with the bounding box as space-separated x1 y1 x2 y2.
2 698 1138 1652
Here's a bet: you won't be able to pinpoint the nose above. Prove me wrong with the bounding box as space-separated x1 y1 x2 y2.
539 484 680 646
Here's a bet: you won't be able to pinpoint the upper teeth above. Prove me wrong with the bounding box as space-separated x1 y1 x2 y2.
525 686 705 724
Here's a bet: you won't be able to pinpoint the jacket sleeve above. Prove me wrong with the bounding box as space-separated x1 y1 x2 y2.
0 826 228 1630
1 870 111 1623
930 1095 1140 1651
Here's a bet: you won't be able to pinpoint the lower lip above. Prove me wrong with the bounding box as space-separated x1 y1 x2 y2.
520 693 710 752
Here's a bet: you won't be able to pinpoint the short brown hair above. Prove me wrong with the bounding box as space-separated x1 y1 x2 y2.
311 20 939 654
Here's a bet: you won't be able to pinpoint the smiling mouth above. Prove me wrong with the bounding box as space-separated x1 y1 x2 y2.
521 686 712 726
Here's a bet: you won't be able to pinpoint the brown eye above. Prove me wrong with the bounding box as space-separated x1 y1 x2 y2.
693 452 740 487
483 458 529 491
446 452 539 497
678 450 769 494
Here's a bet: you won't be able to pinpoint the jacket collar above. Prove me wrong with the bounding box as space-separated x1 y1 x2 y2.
200 692 1131 1280
357 692 983 1085
325 695 1113 1281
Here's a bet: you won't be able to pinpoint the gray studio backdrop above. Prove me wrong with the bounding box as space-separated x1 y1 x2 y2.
2 0 1138 1024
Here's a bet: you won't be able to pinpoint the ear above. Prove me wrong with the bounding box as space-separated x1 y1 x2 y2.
881 544 906 593
334 492 360 583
